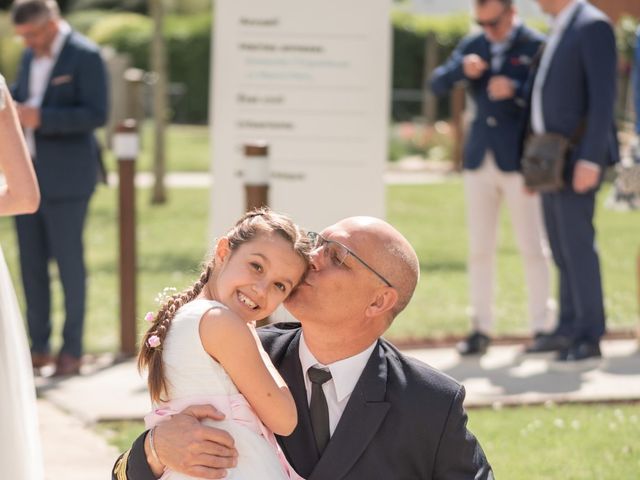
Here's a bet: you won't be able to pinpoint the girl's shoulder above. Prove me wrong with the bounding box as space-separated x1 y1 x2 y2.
175 298 228 321
167 299 230 340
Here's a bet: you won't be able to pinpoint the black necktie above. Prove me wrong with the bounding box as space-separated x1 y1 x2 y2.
308 366 332 455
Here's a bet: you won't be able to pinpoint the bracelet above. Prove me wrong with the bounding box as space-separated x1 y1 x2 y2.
148 426 164 468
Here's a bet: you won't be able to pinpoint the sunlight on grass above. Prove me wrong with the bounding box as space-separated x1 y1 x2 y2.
0 180 637 352
469 403 640 479
386 182 640 342
97 403 640 480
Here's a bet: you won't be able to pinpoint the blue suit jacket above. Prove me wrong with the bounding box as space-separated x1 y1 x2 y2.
11 30 108 200
633 27 640 135
430 25 544 172
538 2 619 174
117 324 493 480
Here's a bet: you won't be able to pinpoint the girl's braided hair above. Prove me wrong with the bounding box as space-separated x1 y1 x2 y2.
138 207 311 402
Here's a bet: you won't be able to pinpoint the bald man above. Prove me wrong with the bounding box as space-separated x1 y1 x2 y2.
113 217 493 480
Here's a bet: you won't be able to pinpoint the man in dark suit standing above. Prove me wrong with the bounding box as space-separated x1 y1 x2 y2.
430 0 551 355
10 0 108 376
525 0 619 363
112 217 493 480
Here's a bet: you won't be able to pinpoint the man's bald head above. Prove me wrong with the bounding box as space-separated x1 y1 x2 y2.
331 216 420 321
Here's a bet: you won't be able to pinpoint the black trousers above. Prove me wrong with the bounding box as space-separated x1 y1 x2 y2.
15 197 90 358
542 188 605 343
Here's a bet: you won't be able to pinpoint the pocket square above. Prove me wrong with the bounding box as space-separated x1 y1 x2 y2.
51 74 72 86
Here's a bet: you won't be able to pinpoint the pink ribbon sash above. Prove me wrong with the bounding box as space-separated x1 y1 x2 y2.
145 394 303 480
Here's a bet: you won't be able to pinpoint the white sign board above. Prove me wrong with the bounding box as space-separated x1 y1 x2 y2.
209 0 391 236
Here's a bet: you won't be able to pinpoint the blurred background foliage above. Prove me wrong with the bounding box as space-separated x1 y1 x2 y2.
0 3 637 126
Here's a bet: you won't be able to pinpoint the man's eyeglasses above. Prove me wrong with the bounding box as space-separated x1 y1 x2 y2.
307 232 393 288
475 9 507 29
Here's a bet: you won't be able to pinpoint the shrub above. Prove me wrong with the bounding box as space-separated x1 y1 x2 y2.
67 9 115 35
88 12 152 69
87 12 211 123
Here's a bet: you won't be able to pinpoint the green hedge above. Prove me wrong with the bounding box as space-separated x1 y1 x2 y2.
2 8 635 124
84 10 469 123
86 12 211 123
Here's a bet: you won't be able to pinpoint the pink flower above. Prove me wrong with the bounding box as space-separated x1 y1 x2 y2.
147 335 161 348
144 312 155 323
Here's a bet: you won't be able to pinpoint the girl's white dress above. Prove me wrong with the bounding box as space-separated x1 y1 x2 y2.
0 245 44 479
145 299 302 480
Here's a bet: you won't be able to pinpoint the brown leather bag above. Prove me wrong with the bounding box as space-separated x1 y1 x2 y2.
521 133 570 192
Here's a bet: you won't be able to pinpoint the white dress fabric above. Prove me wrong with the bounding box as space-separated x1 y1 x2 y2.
145 299 301 480
0 245 45 480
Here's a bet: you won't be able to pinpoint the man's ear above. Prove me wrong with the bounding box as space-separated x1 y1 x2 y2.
365 287 398 318
214 237 231 264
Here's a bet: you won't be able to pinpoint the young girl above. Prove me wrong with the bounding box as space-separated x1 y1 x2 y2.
137 208 311 480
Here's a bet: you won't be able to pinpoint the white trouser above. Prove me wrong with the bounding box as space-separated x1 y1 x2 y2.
463 152 552 335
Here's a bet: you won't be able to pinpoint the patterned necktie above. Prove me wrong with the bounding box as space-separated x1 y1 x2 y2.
307 366 333 455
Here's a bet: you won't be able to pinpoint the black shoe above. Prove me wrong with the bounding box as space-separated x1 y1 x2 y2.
558 342 602 362
457 332 490 356
553 341 602 370
525 333 570 353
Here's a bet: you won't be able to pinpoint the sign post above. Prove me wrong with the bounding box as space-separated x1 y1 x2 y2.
113 119 139 357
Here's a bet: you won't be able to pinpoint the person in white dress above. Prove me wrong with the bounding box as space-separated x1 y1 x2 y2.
0 72 43 480
137 209 311 480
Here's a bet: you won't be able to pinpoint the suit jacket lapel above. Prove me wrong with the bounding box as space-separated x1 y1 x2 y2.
16 51 34 102
308 342 390 480
479 36 491 68
276 331 320 478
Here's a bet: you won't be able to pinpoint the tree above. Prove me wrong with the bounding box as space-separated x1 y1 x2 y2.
149 0 167 204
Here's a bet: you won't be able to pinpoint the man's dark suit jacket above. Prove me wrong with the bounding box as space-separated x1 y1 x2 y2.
11 30 108 200
430 24 544 172
538 1 619 181
117 324 493 480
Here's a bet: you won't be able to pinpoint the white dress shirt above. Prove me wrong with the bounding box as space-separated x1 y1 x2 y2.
530 0 598 172
531 0 582 134
25 20 71 157
298 333 377 436
488 20 520 73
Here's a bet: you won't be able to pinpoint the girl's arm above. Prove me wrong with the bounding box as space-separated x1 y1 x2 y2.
199 308 297 436
0 78 40 216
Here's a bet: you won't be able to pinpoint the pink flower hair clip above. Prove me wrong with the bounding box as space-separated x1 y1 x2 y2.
147 335 161 348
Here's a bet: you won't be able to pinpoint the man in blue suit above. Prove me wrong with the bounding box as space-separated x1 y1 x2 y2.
113 217 493 480
525 0 619 363
431 0 551 355
10 0 108 376
633 26 640 157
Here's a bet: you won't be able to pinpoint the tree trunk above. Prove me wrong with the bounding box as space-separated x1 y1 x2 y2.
150 0 168 204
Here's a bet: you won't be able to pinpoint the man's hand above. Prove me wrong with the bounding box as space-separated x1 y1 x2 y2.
462 54 489 79
487 76 515 101
573 162 600 193
149 405 238 479
16 104 41 129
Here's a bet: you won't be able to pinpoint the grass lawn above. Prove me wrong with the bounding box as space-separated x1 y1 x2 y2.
96 402 640 479
388 181 640 341
102 122 211 173
469 403 640 479
0 181 637 353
